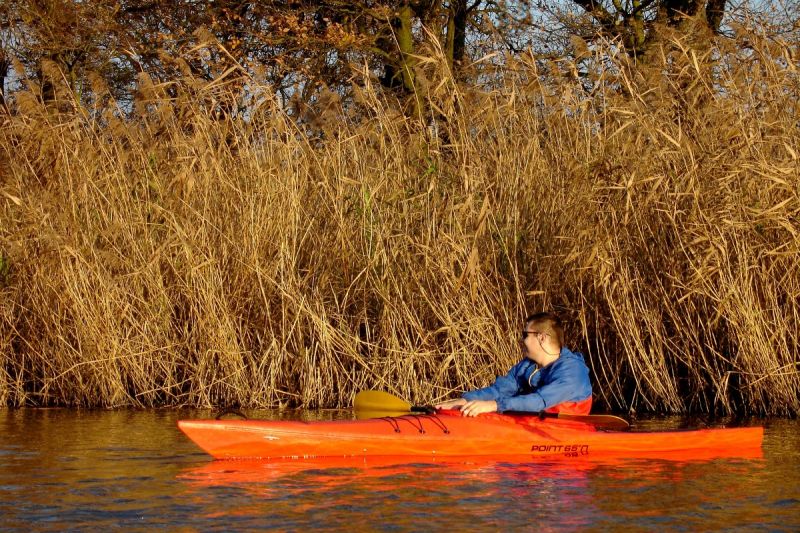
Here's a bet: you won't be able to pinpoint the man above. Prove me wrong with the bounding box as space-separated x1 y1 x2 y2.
436 312 592 417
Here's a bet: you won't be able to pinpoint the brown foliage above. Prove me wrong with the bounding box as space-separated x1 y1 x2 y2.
0 24 798 414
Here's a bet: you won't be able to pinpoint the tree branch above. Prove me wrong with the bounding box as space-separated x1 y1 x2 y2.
630 0 660 17
571 0 619 34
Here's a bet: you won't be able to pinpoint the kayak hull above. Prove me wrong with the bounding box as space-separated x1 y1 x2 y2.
177 411 763 461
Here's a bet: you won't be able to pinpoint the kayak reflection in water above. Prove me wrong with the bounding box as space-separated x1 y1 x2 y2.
436 312 593 417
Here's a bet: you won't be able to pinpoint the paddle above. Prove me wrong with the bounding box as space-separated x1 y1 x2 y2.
354 390 630 431
353 390 435 414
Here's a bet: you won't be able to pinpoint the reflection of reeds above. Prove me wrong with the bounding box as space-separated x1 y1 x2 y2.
0 29 797 414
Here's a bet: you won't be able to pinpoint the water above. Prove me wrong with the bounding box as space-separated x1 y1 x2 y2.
1 409 798 531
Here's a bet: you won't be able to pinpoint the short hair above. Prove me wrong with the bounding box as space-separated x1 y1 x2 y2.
525 312 564 348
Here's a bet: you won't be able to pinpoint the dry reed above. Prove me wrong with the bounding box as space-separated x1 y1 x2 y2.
0 26 798 414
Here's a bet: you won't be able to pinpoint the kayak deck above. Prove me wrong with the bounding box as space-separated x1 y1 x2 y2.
178 411 763 461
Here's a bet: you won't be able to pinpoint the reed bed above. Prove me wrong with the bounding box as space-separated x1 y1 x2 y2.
0 27 798 414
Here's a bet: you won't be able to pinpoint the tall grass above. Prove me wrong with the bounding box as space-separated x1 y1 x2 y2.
0 26 798 414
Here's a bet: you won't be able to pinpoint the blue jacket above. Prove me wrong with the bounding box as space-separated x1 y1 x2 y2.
462 347 592 413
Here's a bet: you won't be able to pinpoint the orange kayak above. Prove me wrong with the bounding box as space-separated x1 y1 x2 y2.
177 410 763 461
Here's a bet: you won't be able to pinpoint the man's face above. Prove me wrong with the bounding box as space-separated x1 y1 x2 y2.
521 325 546 361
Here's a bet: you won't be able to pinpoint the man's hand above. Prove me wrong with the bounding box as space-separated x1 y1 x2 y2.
460 400 498 417
435 398 468 410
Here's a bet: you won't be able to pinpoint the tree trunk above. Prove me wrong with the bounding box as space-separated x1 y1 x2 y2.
395 3 416 93
629 0 646 55
0 49 7 112
706 0 727 34
450 0 467 68
379 3 417 91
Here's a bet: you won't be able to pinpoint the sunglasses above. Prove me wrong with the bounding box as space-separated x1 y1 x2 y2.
521 330 549 341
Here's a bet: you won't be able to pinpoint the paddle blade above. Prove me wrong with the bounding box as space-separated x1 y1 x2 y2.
353 409 404 420
353 390 412 412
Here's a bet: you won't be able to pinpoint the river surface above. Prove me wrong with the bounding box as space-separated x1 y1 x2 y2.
1 409 798 531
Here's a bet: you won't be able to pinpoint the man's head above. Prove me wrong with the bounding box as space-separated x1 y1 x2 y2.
521 312 564 364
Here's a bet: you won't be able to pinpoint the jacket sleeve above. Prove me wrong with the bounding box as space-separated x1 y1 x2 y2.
495 357 590 413
462 360 526 401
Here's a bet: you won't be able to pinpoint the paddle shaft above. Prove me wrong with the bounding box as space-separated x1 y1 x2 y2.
506 410 630 430
409 405 629 430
